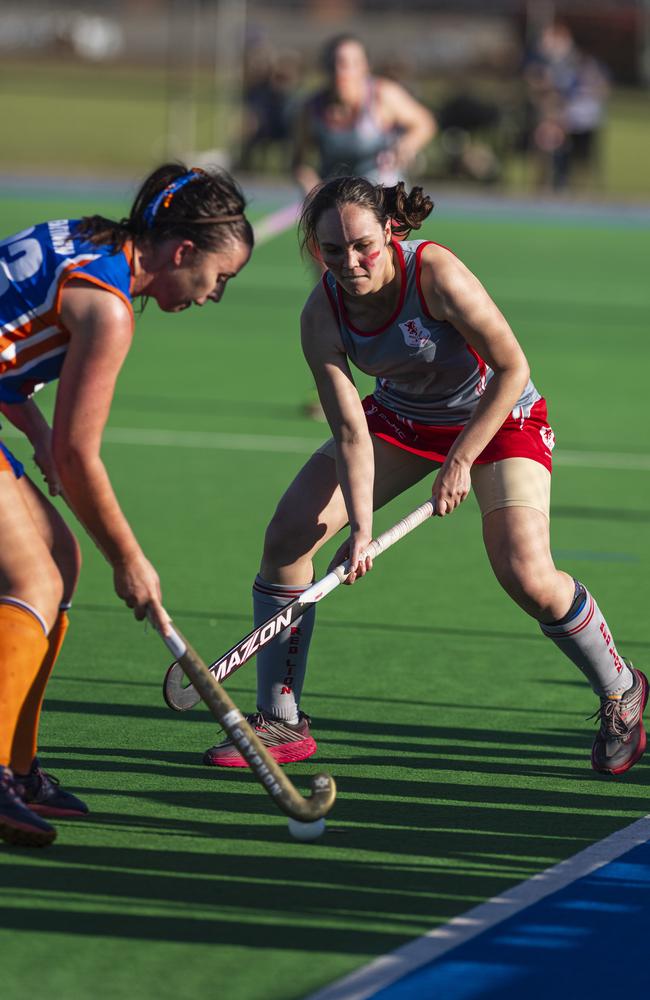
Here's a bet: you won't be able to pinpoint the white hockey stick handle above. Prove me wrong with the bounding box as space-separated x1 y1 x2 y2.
162 496 436 712
299 498 435 601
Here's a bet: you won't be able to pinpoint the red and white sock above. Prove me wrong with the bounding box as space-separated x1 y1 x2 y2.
252 575 315 723
540 581 633 697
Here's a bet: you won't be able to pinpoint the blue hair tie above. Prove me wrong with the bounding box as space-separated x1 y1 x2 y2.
143 170 202 228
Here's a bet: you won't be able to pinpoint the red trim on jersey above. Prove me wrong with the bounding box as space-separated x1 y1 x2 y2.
414 240 458 318
362 395 554 472
334 239 407 337
321 273 338 322
465 342 488 396
414 241 489 395
414 240 435 318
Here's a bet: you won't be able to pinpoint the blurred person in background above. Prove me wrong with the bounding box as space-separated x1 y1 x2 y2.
291 33 436 195
293 33 436 418
0 164 253 847
524 20 610 192
239 40 304 173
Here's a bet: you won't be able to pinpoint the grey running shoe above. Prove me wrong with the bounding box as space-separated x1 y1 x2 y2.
591 665 648 775
14 757 89 818
0 765 57 847
203 710 317 767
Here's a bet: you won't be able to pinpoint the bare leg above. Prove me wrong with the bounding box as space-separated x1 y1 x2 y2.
0 473 64 630
249 437 433 721
482 506 574 622
261 437 434 584
18 475 81 606
482 505 633 697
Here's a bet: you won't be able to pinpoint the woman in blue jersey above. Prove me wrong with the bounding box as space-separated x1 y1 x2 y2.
205 174 646 781
0 163 253 846
292 34 436 195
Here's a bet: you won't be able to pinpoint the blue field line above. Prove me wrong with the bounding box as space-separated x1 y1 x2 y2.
306 816 650 1000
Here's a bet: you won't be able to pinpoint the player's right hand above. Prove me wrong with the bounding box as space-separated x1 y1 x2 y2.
113 552 171 633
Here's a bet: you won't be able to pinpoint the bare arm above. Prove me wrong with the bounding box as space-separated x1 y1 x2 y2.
378 78 437 169
0 397 61 495
419 244 531 514
54 280 170 631
291 100 322 195
301 285 374 580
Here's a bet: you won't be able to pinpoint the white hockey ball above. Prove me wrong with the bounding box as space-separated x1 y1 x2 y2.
287 817 326 841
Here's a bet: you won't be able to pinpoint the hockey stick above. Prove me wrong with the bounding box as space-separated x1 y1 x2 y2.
153 618 336 822
163 498 435 712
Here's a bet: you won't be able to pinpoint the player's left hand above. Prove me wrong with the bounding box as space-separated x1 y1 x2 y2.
328 531 374 585
432 455 471 516
32 429 63 496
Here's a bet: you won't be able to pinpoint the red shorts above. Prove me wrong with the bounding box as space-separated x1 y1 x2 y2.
362 396 555 472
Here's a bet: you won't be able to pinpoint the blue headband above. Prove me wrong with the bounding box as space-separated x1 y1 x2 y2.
142 170 203 228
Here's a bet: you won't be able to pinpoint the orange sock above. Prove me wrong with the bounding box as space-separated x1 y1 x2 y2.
0 602 49 768
11 610 69 774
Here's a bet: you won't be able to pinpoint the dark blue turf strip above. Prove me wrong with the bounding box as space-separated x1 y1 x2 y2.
370 840 650 999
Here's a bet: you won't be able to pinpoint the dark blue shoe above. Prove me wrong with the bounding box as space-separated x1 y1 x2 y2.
14 758 89 818
0 765 57 847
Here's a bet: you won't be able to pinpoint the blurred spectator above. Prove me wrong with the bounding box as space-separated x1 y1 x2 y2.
436 90 505 184
524 21 610 192
291 33 436 195
239 42 303 172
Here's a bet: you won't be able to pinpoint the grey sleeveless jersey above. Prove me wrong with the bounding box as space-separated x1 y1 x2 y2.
323 239 541 426
310 79 397 183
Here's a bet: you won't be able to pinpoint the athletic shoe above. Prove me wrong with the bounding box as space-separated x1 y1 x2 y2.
591 665 648 775
14 757 89 818
0 765 57 847
203 711 317 767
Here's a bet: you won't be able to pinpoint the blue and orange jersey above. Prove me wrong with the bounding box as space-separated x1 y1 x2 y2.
0 219 134 403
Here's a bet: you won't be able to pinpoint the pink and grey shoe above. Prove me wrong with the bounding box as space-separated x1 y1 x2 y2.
591 665 648 775
14 757 89 818
203 710 317 767
0 765 57 847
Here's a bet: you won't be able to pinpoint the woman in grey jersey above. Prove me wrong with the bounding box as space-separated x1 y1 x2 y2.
292 34 436 195
204 175 646 778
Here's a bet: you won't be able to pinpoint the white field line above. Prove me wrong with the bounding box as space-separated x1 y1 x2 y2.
305 815 650 1000
253 200 301 245
2 424 650 471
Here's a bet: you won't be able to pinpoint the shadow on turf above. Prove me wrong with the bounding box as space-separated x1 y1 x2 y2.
8 706 648 956
551 504 650 524
1 781 645 955
71 602 650 652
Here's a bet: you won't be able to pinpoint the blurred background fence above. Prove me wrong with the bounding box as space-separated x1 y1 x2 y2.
2 0 649 198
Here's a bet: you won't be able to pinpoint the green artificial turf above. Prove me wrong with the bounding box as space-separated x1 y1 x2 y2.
0 190 648 1000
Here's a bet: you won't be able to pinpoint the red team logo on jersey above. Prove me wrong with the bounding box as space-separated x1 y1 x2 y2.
399 317 432 349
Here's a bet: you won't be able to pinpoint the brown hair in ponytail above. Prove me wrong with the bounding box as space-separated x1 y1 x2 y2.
299 175 434 258
74 162 254 255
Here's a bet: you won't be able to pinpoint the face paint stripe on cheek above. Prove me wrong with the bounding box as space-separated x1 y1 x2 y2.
359 250 382 268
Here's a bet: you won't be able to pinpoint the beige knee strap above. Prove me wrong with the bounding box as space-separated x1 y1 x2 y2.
471 458 551 518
